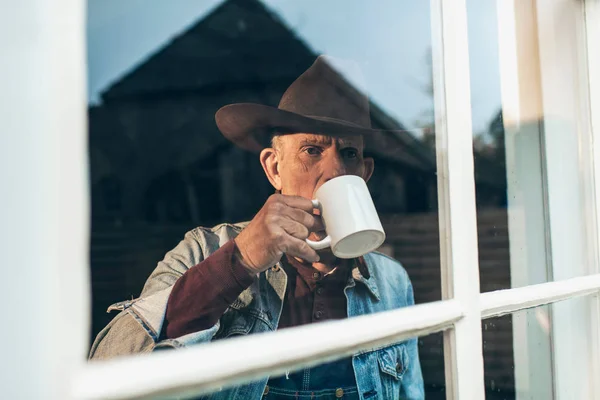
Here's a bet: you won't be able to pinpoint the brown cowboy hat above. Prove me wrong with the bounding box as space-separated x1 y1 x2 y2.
215 55 391 152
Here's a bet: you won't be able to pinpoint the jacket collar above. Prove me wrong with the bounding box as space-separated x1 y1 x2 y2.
350 256 380 301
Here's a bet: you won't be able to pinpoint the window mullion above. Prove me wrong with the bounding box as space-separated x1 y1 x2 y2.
430 0 484 399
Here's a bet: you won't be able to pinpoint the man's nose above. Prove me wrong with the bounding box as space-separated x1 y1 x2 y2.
322 153 348 182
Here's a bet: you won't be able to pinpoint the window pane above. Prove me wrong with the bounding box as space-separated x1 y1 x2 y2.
465 0 597 293
258 334 430 400
482 295 599 399
419 332 446 399
87 0 444 397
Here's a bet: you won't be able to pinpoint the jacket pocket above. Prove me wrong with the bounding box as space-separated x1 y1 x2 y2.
376 343 409 400
377 343 409 380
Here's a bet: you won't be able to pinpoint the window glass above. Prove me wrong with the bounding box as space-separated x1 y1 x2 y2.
465 0 597 293
482 295 598 399
88 0 444 397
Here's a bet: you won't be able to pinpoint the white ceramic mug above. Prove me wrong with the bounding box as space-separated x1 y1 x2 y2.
306 175 386 258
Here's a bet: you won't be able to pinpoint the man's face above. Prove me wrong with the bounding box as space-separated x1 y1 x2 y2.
274 133 372 198
260 133 375 240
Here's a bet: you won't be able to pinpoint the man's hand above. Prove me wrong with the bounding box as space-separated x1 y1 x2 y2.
234 194 324 276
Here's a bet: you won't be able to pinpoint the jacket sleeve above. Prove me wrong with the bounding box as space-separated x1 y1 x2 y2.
162 240 254 339
88 308 156 360
400 278 425 400
89 229 223 360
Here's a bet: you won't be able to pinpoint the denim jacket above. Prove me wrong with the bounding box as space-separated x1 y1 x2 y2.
90 223 424 400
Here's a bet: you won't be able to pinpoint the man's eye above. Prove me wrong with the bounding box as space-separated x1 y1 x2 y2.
343 149 358 159
304 147 322 156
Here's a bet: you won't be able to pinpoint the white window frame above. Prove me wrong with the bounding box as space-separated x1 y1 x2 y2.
497 0 600 398
1 0 599 399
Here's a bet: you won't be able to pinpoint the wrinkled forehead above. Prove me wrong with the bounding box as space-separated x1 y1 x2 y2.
278 132 364 148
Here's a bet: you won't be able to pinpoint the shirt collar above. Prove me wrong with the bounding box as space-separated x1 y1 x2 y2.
283 255 353 284
280 254 380 300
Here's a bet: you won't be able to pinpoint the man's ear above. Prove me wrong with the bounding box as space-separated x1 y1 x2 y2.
363 157 375 182
260 147 283 191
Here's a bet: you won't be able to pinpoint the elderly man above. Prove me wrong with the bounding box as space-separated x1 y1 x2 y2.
90 56 424 399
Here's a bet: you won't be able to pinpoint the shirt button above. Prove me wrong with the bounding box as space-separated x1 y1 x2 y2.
335 388 344 398
316 287 323 295
315 310 323 319
312 271 321 279
263 385 269 395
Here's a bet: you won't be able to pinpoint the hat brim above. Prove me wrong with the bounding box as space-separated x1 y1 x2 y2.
215 103 387 153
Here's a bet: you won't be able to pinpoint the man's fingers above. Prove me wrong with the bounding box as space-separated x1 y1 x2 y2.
282 236 320 263
284 208 325 232
279 195 316 213
281 219 310 240
265 194 325 264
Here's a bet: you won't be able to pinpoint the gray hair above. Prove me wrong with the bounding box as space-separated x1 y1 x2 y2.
270 133 284 151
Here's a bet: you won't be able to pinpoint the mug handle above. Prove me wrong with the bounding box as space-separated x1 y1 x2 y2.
305 199 332 250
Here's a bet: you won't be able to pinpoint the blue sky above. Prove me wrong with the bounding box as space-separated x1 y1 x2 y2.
87 0 501 134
